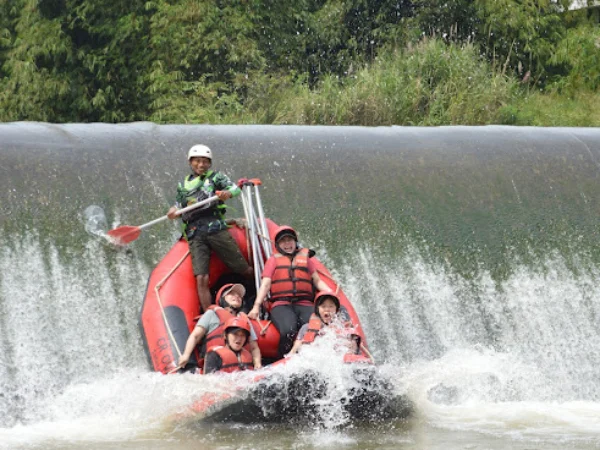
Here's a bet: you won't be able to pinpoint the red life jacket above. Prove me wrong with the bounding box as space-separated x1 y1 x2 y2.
213 346 254 373
269 248 314 306
343 353 373 364
204 306 234 352
303 316 365 358
302 314 324 344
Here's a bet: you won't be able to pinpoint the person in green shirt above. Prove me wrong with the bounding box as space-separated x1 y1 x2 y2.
167 144 253 312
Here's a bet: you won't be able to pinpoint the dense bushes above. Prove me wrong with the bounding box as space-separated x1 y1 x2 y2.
0 0 597 125
272 40 517 125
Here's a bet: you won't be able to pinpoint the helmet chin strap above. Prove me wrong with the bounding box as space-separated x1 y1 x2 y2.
228 305 241 314
219 296 241 314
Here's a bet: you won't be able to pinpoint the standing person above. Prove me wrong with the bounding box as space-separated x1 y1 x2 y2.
247 226 329 357
178 283 262 370
167 144 253 312
204 316 255 374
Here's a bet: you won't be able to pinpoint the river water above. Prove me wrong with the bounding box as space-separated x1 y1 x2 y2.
1 123 600 449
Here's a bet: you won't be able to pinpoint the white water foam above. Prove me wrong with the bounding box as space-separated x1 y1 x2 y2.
0 233 151 428
3 234 600 447
334 244 600 443
0 336 396 448
396 347 600 442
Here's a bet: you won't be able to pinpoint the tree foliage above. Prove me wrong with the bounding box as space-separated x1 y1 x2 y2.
412 0 477 42
0 0 152 122
413 0 572 83
473 0 568 81
549 24 600 91
0 0 597 124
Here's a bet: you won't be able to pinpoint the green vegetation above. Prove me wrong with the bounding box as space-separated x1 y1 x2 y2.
500 90 600 126
0 0 598 126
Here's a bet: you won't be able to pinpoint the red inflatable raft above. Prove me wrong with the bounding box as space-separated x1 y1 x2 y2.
140 218 369 375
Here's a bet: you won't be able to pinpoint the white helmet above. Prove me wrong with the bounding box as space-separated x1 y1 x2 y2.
187 144 213 161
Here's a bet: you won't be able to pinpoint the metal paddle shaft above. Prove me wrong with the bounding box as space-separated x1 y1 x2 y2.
107 195 219 245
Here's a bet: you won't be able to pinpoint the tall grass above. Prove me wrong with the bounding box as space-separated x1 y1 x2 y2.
166 38 599 127
270 39 518 126
499 90 600 126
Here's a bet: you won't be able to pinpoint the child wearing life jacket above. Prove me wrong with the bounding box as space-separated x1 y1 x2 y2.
178 283 262 371
203 316 254 374
287 291 372 363
286 291 341 355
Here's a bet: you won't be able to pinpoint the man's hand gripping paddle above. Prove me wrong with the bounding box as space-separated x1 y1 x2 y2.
106 195 219 245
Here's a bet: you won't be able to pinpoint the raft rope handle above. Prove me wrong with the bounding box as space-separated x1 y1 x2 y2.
255 231 272 243
166 366 182 375
316 269 341 295
256 319 272 336
360 343 376 364
155 249 191 361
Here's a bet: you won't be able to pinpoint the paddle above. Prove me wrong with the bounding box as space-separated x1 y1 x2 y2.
107 195 219 245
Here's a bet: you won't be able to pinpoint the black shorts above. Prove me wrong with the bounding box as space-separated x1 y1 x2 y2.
189 229 249 276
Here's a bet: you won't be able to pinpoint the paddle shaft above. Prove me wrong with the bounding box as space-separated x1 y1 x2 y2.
139 195 219 230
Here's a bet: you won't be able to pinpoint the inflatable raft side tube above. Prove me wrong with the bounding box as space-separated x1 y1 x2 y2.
163 305 193 365
139 273 155 370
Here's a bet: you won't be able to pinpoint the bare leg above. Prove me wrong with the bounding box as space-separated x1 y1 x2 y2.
196 274 211 312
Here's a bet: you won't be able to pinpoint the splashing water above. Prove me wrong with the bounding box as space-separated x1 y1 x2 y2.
83 205 108 238
4 123 600 448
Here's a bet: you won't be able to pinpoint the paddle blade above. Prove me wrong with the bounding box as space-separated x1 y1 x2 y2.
106 225 142 245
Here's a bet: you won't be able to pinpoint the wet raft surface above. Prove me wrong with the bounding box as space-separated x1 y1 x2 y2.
202 366 412 424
